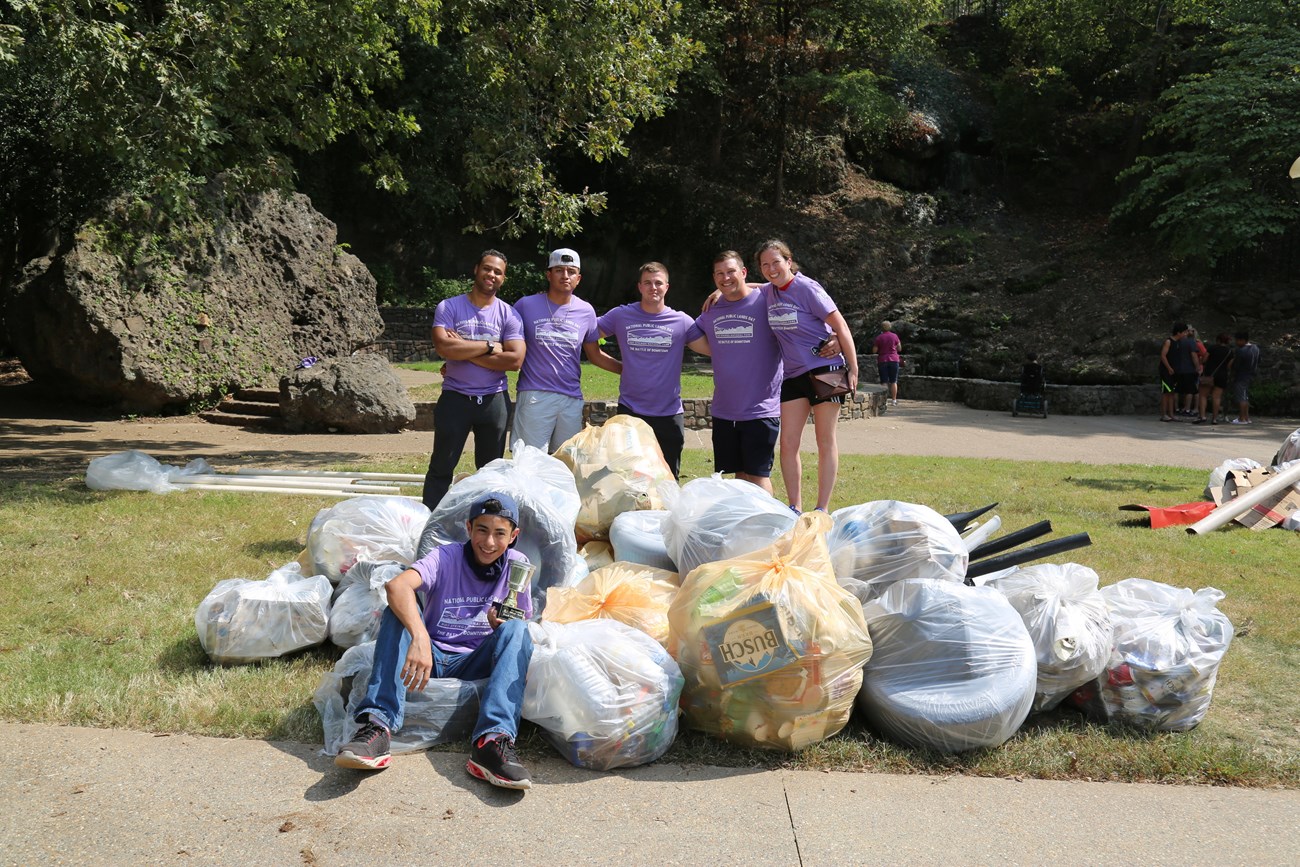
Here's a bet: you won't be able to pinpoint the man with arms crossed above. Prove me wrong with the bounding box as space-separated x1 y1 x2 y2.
512 248 622 452
598 263 695 476
422 251 525 508
686 251 782 493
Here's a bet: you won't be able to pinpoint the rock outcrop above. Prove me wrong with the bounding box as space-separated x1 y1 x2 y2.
5 187 382 413
280 355 415 434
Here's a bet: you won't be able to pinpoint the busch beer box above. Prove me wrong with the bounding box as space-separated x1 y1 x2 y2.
702 593 800 688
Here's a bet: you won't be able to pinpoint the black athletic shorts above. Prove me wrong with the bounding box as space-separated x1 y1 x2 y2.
712 417 780 477
780 365 845 406
1175 372 1199 396
1159 367 1176 394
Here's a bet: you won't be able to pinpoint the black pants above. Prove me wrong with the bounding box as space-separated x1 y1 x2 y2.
617 403 685 478
423 390 511 508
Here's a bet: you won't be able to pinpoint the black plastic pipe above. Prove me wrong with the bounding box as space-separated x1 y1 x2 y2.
966 533 1093 579
968 520 1054 561
943 503 999 534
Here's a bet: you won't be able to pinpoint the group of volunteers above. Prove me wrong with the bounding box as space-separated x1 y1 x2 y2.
420 241 860 515
1158 323 1260 425
333 243 861 792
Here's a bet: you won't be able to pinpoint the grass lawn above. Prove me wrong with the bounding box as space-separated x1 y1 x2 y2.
396 361 717 402
1 451 1297 786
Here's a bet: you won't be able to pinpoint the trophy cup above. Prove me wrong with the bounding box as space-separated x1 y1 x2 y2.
496 560 536 621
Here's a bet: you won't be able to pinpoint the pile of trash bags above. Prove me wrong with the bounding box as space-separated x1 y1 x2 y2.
1068 578 1234 731
195 563 333 665
668 513 874 750
523 620 684 770
553 415 679 544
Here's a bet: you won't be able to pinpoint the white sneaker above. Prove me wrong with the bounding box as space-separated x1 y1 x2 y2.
1230 418 1252 425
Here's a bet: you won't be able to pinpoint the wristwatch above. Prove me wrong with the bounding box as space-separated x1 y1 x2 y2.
485 340 495 356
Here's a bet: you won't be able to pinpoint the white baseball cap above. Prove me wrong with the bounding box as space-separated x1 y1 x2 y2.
547 248 581 270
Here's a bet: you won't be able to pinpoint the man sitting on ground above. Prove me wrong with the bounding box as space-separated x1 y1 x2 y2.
335 493 535 791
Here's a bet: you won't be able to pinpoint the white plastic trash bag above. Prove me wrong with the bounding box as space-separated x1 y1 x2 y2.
327 560 404 648
662 477 796 577
1274 428 1300 469
987 563 1112 712
523 620 683 771
856 579 1037 753
306 496 429 583
421 444 583 614
86 450 215 493
610 509 677 573
1068 578 1234 732
1205 458 1263 500
828 501 968 604
314 641 486 755
195 563 332 664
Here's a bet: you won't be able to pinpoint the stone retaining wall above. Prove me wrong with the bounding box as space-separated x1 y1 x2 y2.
900 375 1153 415
366 306 437 362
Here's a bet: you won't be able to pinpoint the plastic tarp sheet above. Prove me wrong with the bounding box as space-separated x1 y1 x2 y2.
327 560 404 648
987 563 1112 711
1205 458 1263 500
419 444 583 615
1068 578 1233 731
86 450 215 493
306 497 429 583
609 510 677 573
553 415 680 543
827 501 969 604
856 579 1037 753
195 563 332 664
668 513 873 751
662 477 796 579
523 620 683 770
314 640 486 755
543 562 679 646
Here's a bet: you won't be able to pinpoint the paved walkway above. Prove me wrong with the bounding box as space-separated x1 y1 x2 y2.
2 723 1296 865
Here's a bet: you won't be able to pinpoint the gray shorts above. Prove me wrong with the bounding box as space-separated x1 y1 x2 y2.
512 390 584 452
1232 377 1253 404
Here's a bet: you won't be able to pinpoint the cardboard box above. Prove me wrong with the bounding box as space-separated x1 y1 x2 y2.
702 594 800 687
1217 468 1300 531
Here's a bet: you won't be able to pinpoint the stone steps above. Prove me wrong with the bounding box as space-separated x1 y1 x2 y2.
199 389 283 430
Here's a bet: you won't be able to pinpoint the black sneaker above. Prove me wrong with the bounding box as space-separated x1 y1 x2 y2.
466 734 532 790
335 719 392 770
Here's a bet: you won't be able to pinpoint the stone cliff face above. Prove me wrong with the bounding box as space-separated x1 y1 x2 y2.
6 188 382 413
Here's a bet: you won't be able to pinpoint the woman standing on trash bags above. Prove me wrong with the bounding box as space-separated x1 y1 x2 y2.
755 240 858 514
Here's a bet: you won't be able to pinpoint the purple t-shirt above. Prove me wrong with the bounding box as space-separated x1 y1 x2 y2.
873 331 901 363
433 295 524 397
686 290 782 421
408 543 533 654
763 273 844 379
598 303 695 417
514 293 599 399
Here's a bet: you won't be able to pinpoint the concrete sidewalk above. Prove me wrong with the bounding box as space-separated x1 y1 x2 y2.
2 724 1296 865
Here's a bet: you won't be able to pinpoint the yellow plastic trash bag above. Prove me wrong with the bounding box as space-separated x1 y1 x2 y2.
667 513 873 751
544 562 679 646
554 415 679 544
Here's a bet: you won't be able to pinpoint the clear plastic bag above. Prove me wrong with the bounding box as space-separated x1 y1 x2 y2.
1068 578 1234 731
195 562 332 664
1205 458 1263 499
579 541 615 572
610 509 677 573
543 562 679 646
523 619 683 770
1274 427 1300 469
420 444 583 614
553 415 680 543
86 450 215 493
856 578 1037 753
662 477 796 579
327 560 404 648
668 513 873 751
827 501 969 604
313 640 486 755
306 496 430 583
987 563 1112 712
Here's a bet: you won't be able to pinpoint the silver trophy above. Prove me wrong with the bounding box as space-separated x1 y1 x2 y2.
496 560 536 621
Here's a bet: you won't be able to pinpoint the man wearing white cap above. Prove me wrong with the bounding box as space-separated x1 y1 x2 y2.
512 248 622 452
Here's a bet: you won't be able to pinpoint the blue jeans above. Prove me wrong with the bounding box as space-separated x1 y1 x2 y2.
356 608 533 742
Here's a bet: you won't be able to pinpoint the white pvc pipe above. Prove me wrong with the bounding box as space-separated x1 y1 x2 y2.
172 482 421 498
1187 461 1300 535
174 474 400 494
962 515 1003 552
235 468 424 482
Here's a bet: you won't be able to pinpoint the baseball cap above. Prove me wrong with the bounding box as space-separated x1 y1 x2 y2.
547 248 581 270
468 492 519 526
